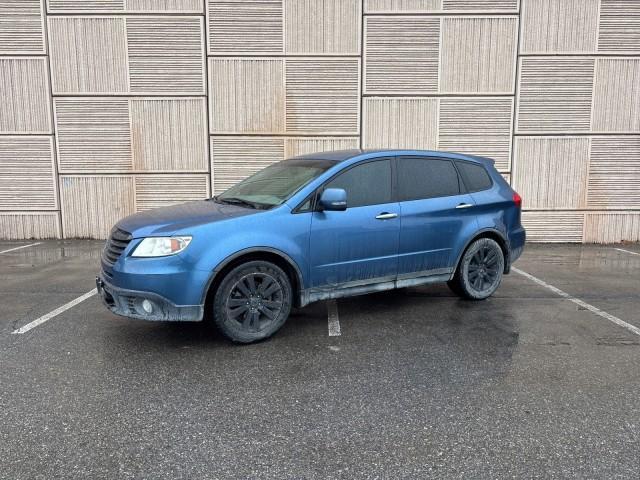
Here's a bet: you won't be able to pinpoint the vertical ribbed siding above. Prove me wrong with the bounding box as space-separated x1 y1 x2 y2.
54 98 132 173
126 17 205 94
597 0 640 54
0 213 61 240
284 0 360 54
0 0 45 54
60 176 136 239
48 17 129 94
364 0 441 12
208 58 285 134
210 136 285 193
285 58 360 134
591 59 640 133
208 0 283 55
0 57 51 134
587 137 640 209
513 137 590 209
520 0 599 53
362 97 438 149
517 57 595 133
522 212 585 243
0 136 56 210
584 213 640 243
364 16 440 94
438 97 513 171
134 175 209 210
130 98 208 172
284 137 359 158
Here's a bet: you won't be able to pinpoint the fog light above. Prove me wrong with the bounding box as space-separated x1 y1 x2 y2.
141 299 153 314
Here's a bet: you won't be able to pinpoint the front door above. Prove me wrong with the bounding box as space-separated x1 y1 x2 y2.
309 159 400 288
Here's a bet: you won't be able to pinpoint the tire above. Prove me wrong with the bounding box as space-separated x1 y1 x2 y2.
213 260 292 343
448 238 504 300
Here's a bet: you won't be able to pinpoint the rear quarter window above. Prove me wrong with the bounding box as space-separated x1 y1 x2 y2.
455 161 493 192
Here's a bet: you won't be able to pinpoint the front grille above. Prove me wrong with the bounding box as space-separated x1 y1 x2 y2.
102 228 132 266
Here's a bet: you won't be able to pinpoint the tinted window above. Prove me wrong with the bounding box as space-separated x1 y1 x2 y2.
397 157 460 201
455 161 493 192
326 159 392 208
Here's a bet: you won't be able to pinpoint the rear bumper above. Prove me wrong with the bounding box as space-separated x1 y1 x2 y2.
508 227 526 266
96 275 203 322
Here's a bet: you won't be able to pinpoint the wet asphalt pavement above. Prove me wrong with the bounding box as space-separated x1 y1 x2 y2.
1 241 639 479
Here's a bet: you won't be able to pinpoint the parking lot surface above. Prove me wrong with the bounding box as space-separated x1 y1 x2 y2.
1 240 639 479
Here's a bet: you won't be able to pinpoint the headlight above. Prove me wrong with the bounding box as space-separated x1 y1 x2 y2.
131 236 192 257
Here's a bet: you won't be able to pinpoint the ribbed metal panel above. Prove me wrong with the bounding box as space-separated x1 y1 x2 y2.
48 0 201 12
440 17 517 94
584 213 640 243
48 1 124 12
127 0 202 12
0 136 56 210
0 213 60 240
130 98 208 171
517 57 594 133
513 137 590 209
442 0 517 11
364 16 440 94
209 58 284 134
284 0 360 54
438 97 513 171
60 176 135 239
285 58 360 135
365 0 440 13
587 136 640 209
522 211 585 243
520 0 599 53
0 57 51 134
591 58 640 133
284 137 359 158
598 0 640 54
48 17 129 94
126 17 205 94
211 136 285 193
208 0 283 55
0 0 45 54
54 98 132 173
135 175 210 211
362 97 438 150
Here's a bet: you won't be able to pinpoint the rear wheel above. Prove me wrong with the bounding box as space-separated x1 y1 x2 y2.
213 261 292 343
448 238 504 300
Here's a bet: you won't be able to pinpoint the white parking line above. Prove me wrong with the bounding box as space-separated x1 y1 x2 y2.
12 289 97 335
614 247 640 257
512 267 640 337
0 242 41 255
327 300 341 336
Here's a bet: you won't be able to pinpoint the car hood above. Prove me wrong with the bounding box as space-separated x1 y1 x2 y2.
116 200 259 237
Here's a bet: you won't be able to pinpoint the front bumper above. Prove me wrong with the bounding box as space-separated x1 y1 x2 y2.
96 275 203 322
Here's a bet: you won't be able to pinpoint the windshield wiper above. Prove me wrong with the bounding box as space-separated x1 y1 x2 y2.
213 196 266 210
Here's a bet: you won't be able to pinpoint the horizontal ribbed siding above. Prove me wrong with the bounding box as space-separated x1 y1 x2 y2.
598 0 640 54
0 0 45 54
522 212 585 243
588 137 640 209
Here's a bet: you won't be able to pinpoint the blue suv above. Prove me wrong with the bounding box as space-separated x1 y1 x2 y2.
97 150 525 343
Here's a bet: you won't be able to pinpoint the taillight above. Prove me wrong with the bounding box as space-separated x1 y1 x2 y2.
513 192 522 208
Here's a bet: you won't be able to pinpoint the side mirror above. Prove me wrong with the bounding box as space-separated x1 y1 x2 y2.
318 188 347 211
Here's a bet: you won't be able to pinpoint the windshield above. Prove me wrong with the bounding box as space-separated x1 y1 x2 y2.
215 159 335 209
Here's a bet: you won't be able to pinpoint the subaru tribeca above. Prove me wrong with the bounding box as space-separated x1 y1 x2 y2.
97 150 525 343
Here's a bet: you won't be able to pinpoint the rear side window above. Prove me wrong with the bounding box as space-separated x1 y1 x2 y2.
455 161 493 192
397 157 460 201
325 159 392 208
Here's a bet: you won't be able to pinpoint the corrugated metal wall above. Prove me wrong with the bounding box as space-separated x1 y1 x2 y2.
0 0 638 242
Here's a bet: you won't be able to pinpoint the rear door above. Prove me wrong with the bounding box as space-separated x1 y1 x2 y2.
396 156 478 278
309 158 400 288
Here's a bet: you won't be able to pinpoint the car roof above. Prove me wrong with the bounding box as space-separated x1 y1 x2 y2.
290 149 494 166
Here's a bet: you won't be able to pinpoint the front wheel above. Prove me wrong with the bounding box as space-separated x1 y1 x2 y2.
448 238 504 300
213 261 292 343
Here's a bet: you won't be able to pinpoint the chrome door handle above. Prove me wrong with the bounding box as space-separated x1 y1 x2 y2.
375 212 398 220
455 203 474 209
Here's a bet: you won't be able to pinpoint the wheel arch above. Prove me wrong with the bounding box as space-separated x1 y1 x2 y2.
202 247 305 310
453 228 511 276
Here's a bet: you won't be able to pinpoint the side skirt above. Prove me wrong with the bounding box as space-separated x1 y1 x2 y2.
301 270 453 306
